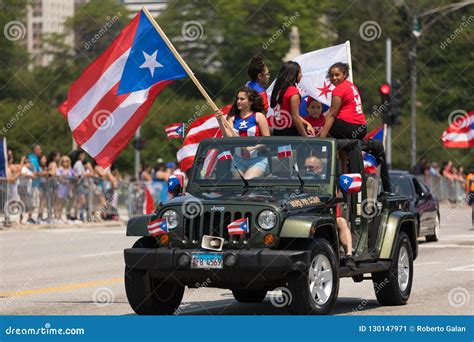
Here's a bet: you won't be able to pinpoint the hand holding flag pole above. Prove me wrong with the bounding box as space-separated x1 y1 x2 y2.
142 8 236 137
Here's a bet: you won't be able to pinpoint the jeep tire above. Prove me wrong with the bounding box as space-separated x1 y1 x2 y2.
125 237 184 315
286 238 339 315
232 289 267 303
372 232 413 306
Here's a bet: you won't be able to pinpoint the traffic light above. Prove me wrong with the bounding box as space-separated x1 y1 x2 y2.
379 83 391 125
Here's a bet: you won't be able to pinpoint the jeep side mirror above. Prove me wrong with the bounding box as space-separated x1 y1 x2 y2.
339 173 362 194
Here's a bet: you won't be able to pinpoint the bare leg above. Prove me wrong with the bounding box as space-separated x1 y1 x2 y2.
337 217 352 256
244 166 265 179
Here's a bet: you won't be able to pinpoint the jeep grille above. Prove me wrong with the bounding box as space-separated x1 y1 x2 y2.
183 210 253 241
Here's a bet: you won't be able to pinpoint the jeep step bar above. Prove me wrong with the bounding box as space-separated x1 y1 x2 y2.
339 260 392 278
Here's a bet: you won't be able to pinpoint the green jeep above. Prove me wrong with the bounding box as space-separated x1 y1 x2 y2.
124 137 417 315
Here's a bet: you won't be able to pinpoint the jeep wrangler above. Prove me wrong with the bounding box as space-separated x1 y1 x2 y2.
124 137 417 315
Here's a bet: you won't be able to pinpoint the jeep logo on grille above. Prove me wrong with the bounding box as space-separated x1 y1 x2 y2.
210 206 225 212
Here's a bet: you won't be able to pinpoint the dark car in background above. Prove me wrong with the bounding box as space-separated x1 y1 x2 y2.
390 170 440 242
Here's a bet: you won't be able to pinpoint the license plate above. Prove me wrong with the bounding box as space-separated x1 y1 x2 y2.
191 252 223 269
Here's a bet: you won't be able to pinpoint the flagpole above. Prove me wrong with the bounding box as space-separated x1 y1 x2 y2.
345 41 353 82
382 123 388 149
142 8 235 136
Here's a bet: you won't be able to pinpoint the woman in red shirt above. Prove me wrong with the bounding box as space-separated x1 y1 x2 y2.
318 62 367 139
270 61 313 137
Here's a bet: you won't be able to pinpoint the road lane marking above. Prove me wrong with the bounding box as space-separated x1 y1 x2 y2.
81 251 122 257
419 244 473 249
414 262 441 266
0 277 122 298
446 264 474 272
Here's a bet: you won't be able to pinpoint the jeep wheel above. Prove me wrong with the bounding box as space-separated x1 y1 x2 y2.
286 239 339 315
372 232 413 306
232 289 267 303
125 237 184 315
425 214 440 242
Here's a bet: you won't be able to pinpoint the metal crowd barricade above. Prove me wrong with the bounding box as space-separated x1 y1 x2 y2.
416 174 467 204
127 181 169 218
1 175 131 226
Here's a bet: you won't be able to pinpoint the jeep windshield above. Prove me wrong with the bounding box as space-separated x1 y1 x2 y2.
189 137 334 190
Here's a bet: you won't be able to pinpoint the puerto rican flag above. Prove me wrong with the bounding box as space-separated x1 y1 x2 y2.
147 218 168 236
441 111 474 148
277 145 293 158
218 150 232 161
340 173 362 193
227 217 249 236
363 126 384 174
58 10 188 168
165 123 185 138
177 105 231 172
143 185 155 215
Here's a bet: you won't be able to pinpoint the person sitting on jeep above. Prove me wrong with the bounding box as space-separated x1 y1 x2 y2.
216 86 270 179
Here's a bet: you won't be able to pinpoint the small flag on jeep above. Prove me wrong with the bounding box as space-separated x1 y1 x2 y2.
217 150 232 161
277 144 292 158
227 217 249 235
147 218 168 236
165 123 185 138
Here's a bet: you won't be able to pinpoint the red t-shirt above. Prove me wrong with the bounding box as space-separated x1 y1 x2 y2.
332 79 366 125
305 115 326 134
273 85 300 129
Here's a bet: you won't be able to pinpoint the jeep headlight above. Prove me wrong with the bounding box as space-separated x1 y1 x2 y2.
162 210 179 229
257 210 277 230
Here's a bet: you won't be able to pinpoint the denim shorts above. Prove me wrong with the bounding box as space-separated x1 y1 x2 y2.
232 155 268 174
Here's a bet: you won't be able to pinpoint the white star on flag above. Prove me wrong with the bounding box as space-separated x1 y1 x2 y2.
139 50 163 77
343 178 349 184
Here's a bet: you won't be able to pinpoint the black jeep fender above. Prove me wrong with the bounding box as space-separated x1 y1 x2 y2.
126 214 152 236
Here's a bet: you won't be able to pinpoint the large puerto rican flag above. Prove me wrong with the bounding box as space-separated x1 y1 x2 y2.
441 111 474 148
266 42 351 119
177 105 231 172
58 10 188 168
